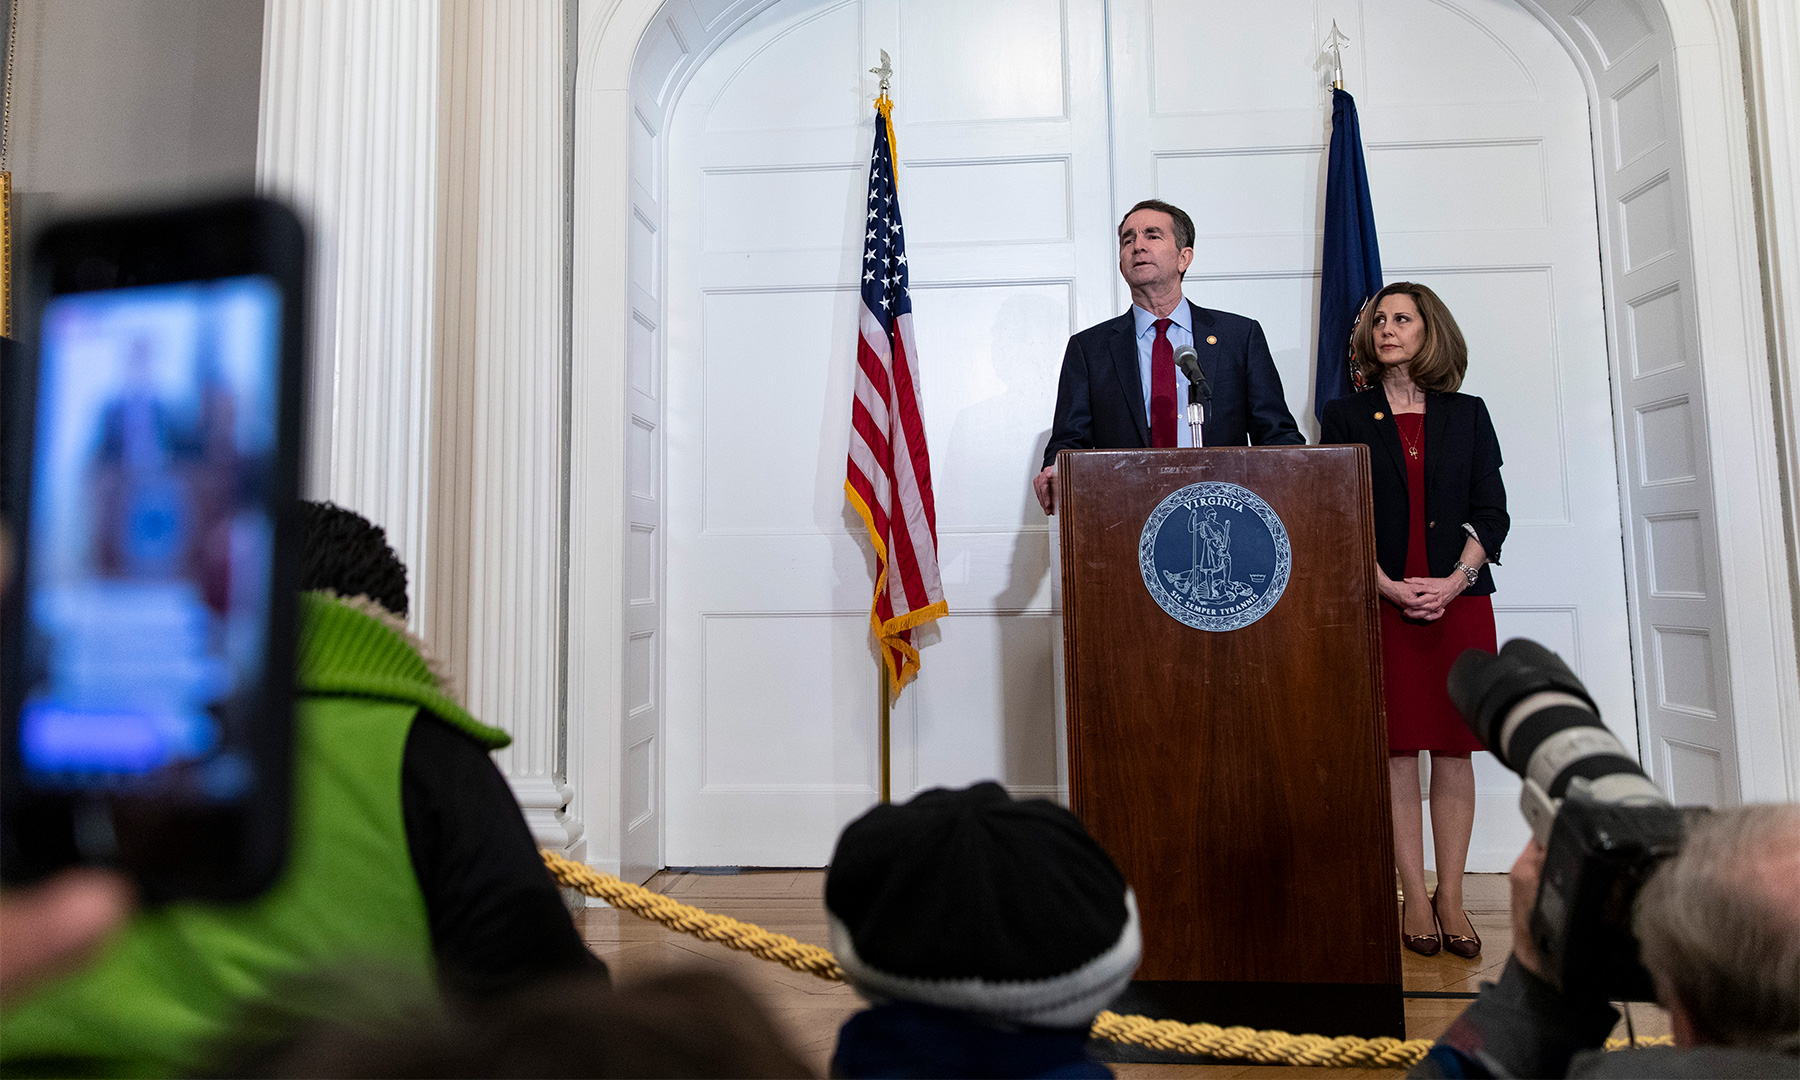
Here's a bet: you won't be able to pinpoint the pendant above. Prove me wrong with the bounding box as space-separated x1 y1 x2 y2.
1407 446 1419 459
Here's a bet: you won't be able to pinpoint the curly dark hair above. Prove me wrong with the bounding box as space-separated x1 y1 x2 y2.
297 501 409 617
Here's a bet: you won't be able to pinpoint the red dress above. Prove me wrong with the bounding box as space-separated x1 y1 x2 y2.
1380 413 1491 755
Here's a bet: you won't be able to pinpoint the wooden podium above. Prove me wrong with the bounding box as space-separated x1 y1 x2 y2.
1057 447 1402 1038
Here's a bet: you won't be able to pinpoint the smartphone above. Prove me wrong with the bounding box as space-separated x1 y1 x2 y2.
2 198 307 902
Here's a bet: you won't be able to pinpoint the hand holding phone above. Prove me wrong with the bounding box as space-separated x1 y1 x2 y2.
3 198 307 902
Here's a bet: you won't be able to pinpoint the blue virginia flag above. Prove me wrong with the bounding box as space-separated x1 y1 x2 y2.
1314 87 1382 422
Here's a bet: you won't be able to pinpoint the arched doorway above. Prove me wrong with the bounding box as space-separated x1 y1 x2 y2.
570 0 1792 880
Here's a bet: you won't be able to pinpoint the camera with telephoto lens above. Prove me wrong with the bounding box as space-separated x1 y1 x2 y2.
1447 639 1694 1002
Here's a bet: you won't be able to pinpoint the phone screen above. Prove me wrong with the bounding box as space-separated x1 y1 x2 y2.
18 277 284 800
2 198 304 901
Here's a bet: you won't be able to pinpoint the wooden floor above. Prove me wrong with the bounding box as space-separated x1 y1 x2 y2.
577 869 1670 1078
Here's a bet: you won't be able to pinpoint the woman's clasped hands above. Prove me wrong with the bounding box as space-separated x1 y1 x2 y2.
1378 571 1467 621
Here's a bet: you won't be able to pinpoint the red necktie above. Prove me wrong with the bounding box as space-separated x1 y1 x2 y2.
1150 317 1176 448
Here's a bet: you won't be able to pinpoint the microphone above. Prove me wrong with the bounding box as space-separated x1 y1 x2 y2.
1173 344 1209 403
1173 344 1209 444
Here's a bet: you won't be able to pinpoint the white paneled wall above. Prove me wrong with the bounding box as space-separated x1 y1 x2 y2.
577 0 1797 874
257 0 1800 882
655 0 1116 865
253 0 1800 892
1527 0 1762 807
1109 0 1630 871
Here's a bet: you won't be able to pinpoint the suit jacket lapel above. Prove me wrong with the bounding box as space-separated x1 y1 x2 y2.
1423 393 1449 510
1187 300 1220 405
1371 393 1407 484
1109 311 1149 446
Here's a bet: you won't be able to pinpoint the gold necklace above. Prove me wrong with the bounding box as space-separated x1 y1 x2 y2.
1397 416 1422 460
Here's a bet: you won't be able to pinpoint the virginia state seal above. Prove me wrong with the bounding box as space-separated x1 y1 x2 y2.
1138 481 1291 631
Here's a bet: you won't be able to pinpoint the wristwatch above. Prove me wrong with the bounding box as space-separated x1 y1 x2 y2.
1453 561 1480 586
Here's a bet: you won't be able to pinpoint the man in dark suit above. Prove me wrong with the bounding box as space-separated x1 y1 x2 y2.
1033 200 1304 514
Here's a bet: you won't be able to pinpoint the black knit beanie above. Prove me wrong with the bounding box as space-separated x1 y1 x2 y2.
825 782 1140 1028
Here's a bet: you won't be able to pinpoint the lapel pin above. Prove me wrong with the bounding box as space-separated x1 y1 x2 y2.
1205 335 1217 345
1374 411 1384 420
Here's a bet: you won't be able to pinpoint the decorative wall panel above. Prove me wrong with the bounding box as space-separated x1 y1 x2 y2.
1493 605 1581 667
1367 142 1549 231
627 630 657 714
1662 739 1725 806
1428 269 1569 527
1612 66 1667 166
1655 627 1718 717
1149 0 1316 115
1364 0 1538 105
1626 284 1686 378
1635 398 1696 485
900 0 1065 123
702 167 861 251
909 613 1059 795
699 614 878 790
908 282 1070 529
1573 0 1654 67
1645 513 1705 598
625 736 656 827
1155 150 1323 239
1621 175 1678 271
902 160 1072 245
628 525 658 604
700 288 858 534
705 1 861 131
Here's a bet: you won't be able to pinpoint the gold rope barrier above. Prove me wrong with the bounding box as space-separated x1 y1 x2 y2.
542 849 844 981
542 850 1436 1069
1091 1011 1428 1068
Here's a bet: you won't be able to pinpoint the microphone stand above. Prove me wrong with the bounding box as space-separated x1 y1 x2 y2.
1186 380 1210 447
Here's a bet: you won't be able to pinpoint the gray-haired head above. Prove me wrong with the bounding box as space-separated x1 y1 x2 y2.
1118 199 1195 252
1633 803 1800 1050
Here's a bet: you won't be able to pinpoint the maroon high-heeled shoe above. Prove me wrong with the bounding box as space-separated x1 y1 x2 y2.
1402 898 1442 957
1432 892 1482 959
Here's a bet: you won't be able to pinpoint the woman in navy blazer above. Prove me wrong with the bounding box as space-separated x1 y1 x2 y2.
1321 282 1508 961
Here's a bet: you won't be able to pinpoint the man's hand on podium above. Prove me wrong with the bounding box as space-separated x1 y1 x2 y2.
1034 465 1057 515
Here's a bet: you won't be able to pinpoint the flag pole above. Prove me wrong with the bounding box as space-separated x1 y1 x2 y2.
872 46 896 807
1326 20 1350 90
878 663 892 803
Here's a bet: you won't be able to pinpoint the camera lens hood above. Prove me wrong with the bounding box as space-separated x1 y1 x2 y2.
1447 639 1598 767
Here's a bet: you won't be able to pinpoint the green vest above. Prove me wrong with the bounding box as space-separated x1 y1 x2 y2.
0 593 509 1078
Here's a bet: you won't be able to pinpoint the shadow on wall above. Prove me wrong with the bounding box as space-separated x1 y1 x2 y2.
6 0 264 247
961 292 1064 792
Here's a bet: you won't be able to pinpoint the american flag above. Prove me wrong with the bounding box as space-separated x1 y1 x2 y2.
844 97 947 694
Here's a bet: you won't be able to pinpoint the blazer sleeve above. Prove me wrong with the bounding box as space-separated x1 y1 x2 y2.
1043 334 1094 470
1319 397 1349 445
1244 319 1306 445
1467 398 1509 566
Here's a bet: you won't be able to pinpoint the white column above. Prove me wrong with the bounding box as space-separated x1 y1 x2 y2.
569 0 653 876
433 0 578 850
256 0 442 627
1738 0 1800 800
258 0 580 843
